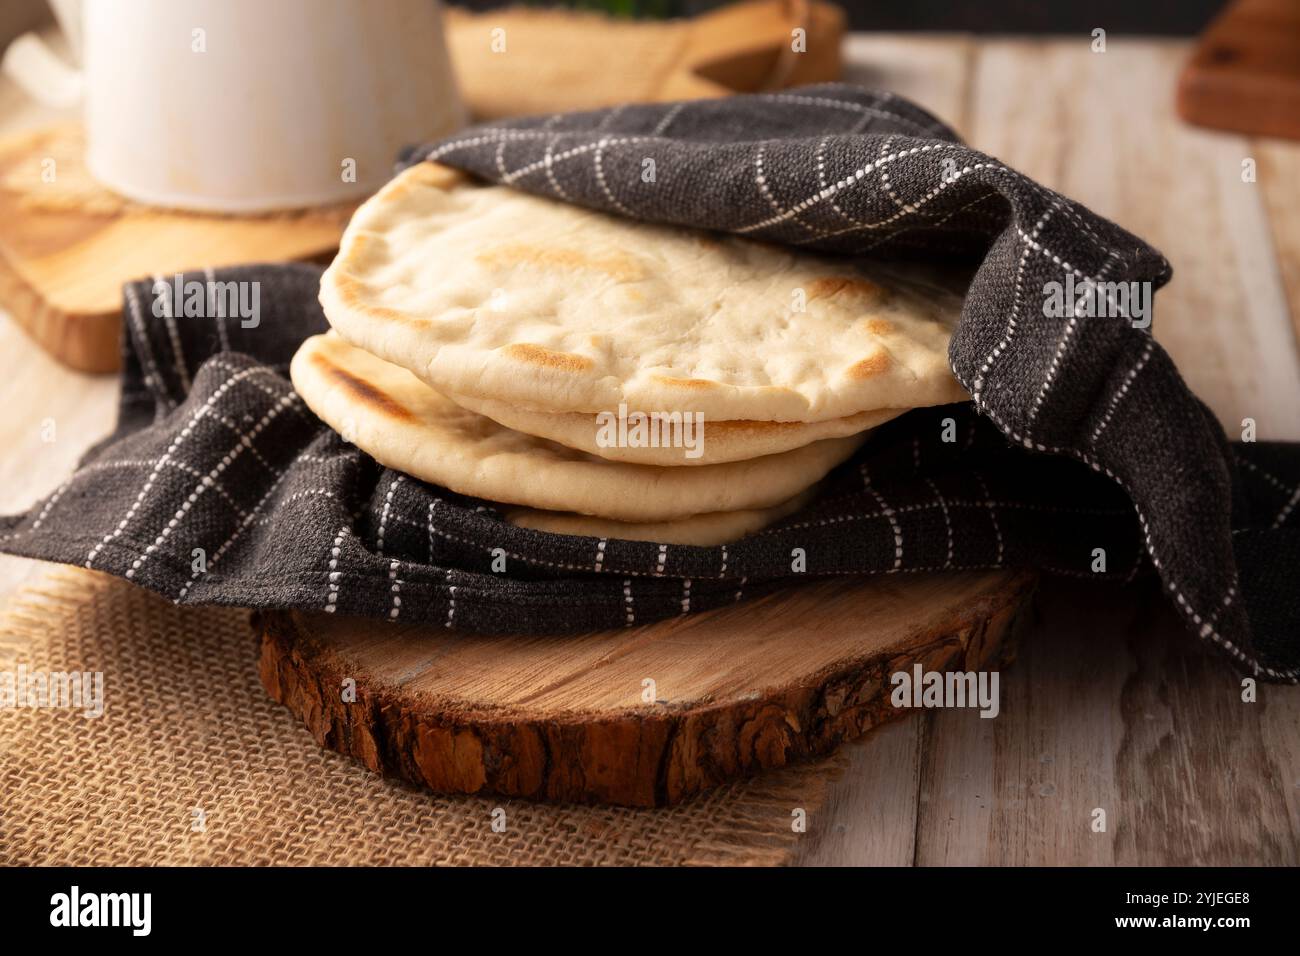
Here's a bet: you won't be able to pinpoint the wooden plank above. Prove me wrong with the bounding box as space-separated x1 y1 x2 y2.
911 35 1300 865
0 47 116 603
1256 140 1300 351
1257 652 1300 842
1109 587 1300 864
841 33 977 140
916 579 1131 865
1199 130 1300 439
918 579 1300 865
792 716 924 866
967 37 1300 439
0 293 116 605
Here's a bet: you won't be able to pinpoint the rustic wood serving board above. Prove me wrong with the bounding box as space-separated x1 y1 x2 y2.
0 124 354 373
444 0 845 120
1177 0 1300 140
258 569 1036 807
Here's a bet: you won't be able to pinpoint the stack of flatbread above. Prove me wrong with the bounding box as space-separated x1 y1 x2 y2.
291 162 969 546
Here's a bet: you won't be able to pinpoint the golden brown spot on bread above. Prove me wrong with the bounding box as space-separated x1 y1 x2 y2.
651 375 719 390
330 273 426 326
312 353 415 423
377 162 469 203
475 243 646 282
864 318 897 336
336 235 377 274
692 234 725 253
379 179 414 202
339 232 398 275
408 161 470 191
331 272 369 308
847 350 892 379
332 243 388 291
502 343 594 373
806 276 888 303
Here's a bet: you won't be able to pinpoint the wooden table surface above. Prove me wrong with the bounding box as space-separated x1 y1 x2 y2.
2 34 1298 866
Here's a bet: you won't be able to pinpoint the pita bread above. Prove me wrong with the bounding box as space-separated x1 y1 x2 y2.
290 333 866 522
319 162 968 424
446 391 902 465
504 490 814 546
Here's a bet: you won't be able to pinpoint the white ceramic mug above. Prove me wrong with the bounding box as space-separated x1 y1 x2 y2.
2 0 465 212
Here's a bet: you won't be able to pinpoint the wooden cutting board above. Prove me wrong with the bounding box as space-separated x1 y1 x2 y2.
0 124 354 373
259 569 1036 807
444 0 845 120
1177 0 1300 140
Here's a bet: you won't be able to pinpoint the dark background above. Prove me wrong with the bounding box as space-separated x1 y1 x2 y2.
448 0 1229 35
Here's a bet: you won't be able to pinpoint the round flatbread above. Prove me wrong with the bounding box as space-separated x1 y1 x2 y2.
319 161 969 424
290 333 866 522
504 490 814 546
446 391 902 466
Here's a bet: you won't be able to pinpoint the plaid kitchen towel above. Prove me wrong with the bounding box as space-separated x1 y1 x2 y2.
3 85 1298 681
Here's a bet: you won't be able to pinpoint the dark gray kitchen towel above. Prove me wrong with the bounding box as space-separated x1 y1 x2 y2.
2 85 1297 681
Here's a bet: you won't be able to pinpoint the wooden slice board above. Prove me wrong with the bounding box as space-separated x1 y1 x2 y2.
0 124 354 373
1177 0 1300 140
258 569 1036 807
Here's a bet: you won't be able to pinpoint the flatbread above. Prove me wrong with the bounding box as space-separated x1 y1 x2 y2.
504 490 814 546
290 333 866 522
446 391 902 465
319 161 969 424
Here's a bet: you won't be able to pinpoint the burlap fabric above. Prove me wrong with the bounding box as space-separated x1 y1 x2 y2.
0 567 837 866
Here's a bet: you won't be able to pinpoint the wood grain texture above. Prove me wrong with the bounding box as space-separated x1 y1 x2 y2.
0 284 116 600
0 124 353 373
1256 141 1300 350
915 578 1131 866
914 579 1300 865
258 570 1036 807
797 35 1300 865
792 717 925 866
445 0 844 120
1177 0 1300 141
966 38 1300 437
841 32 977 138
